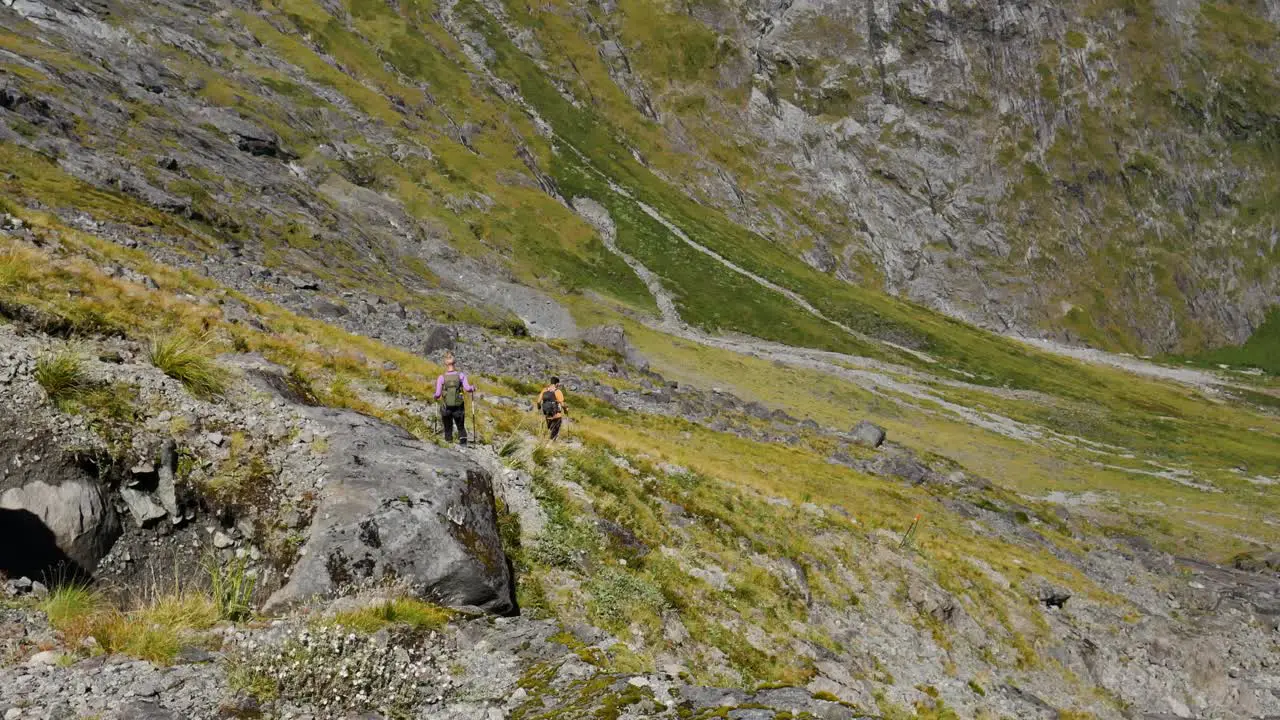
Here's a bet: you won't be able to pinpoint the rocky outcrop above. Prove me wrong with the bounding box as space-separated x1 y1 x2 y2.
581 324 648 368
0 409 120 580
264 407 514 615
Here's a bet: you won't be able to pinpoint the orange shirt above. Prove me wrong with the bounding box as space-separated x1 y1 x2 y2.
537 386 565 419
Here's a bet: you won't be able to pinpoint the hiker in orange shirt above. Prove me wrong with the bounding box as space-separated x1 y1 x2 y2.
536 377 566 441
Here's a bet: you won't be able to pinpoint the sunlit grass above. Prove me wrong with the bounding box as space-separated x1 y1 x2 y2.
41 582 219 665
327 597 453 634
148 334 229 399
34 349 88 403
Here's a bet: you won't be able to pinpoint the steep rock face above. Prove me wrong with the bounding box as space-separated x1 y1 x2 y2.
265 407 514 615
583 0 1280 350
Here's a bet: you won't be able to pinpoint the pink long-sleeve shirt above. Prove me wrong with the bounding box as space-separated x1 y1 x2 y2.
433 370 475 398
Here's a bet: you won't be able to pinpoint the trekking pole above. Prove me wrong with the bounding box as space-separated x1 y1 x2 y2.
470 393 479 446
899 514 921 551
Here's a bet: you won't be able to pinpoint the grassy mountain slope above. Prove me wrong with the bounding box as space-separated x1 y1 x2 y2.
2 0 1277 566
2 1 1280 716
3 0 1277 364
3 185 1278 717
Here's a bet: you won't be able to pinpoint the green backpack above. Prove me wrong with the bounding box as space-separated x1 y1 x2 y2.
442 374 465 408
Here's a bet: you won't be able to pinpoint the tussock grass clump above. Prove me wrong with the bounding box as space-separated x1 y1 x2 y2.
40 584 101 627
148 334 229 399
41 582 219 665
208 555 257 622
530 443 553 468
328 597 452 634
497 436 522 459
0 248 32 290
497 436 526 470
34 350 88 403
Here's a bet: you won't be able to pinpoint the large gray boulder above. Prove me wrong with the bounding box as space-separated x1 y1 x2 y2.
0 412 121 579
423 324 458 356
264 407 513 614
849 420 886 449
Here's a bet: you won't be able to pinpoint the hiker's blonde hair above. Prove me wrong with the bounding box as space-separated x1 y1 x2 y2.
444 351 456 366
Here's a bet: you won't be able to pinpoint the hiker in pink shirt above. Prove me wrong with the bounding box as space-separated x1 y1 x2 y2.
433 352 475 445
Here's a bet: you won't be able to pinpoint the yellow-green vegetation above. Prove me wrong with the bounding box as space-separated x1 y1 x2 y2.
30 346 140 450
490 425 1100 687
148 334 229 399
327 597 453 634
40 583 220 665
565 296 1280 561
203 431 275 509
33 349 88 403
208 555 257 622
224 0 655 314
1 158 1276 698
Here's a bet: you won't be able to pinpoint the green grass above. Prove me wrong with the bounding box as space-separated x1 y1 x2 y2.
0 247 31 290
327 597 453 633
1184 307 1280 375
41 582 219 665
40 584 101 627
462 0 1255 400
148 334 229 399
34 350 88 403
207 554 257 621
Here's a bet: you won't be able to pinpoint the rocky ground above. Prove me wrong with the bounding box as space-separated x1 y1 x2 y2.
1 584 890 720
0 0 1278 711
0 201 1278 718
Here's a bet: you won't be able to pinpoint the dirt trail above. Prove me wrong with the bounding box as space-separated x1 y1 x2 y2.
1017 338 1235 391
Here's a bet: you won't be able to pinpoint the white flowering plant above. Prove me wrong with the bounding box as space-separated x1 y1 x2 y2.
227 624 451 716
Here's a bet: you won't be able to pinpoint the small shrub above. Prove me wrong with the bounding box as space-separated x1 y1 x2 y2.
585 568 668 627
34 350 88 403
148 334 228 399
227 624 449 714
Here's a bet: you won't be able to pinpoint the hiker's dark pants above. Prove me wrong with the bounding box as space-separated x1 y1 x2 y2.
442 405 467 444
546 417 562 441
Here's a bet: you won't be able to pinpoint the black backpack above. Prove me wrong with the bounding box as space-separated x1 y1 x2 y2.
540 388 559 417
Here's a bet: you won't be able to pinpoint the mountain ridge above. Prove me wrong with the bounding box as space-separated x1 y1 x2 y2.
2 0 1280 718
1 0 1277 358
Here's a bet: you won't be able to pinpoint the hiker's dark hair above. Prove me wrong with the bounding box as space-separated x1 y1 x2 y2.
550 376 560 385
